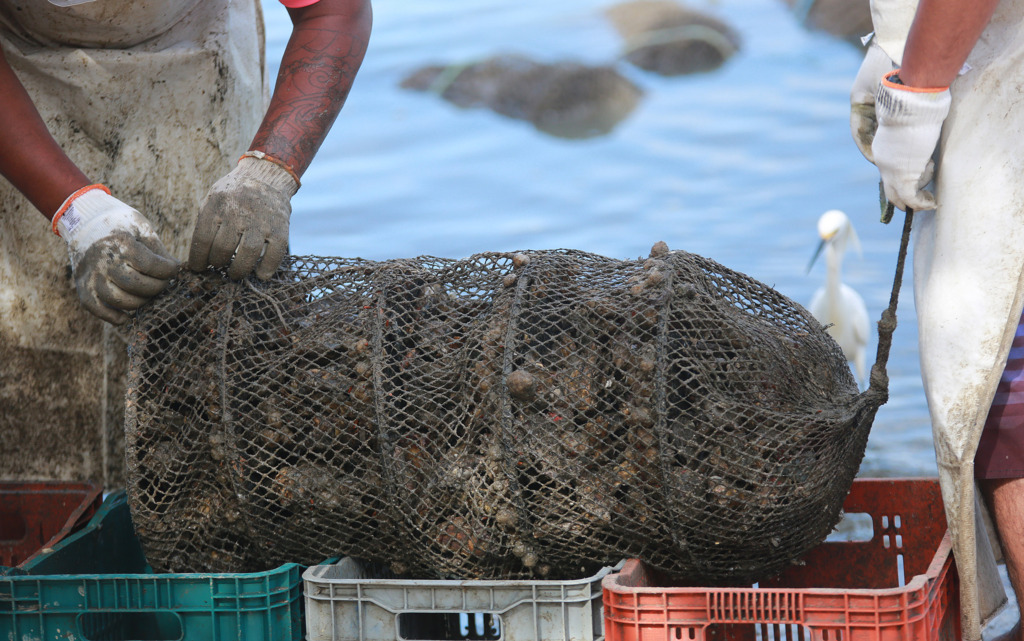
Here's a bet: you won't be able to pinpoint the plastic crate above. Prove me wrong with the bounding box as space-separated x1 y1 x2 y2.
303 557 626 641
0 490 304 641
602 478 958 641
0 480 103 569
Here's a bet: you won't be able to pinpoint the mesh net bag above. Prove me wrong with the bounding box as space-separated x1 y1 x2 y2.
125 243 888 583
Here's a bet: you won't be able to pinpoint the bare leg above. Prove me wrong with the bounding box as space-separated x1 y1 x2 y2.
980 478 1024 641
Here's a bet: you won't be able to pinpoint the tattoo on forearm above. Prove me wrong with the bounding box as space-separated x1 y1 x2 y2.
251 25 369 176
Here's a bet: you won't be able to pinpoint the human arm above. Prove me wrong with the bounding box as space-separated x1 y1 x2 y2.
899 0 999 89
253 0 373 178
0 46 90 217
187 0 372 280
0 47 177 325
870 0 999 211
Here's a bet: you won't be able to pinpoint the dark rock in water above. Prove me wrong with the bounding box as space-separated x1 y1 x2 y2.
779 0 872 45
400 54 643 140
605 0 741 76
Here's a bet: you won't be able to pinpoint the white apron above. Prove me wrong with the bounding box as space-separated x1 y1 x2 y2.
0 0 267 487
871 1 1024 638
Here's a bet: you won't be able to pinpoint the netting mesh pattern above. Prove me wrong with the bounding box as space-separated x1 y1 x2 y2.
125 247 881 582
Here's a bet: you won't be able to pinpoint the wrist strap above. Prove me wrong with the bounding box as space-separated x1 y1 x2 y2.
239 150 302 189
52 183 111 236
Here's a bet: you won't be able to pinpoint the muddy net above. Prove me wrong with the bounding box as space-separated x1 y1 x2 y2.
125 243 890 583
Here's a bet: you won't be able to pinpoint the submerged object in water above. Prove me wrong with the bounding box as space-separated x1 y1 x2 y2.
400 54 643 140
605 0 741 76
779 0 872 45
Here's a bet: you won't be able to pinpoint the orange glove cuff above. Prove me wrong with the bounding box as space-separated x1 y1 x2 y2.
882 69 950 94
239 151 302 190
51 184 111 236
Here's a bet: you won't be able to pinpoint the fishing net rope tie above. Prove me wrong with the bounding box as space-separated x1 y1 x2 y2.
126 234 905 582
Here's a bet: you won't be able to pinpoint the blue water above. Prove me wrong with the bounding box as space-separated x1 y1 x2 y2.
261 0 936 478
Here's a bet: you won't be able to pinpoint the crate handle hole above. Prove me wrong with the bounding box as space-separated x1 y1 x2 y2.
0 511 27 543
825 512 873 542
397 612 502 640
77 611 182 641
671 627 698 640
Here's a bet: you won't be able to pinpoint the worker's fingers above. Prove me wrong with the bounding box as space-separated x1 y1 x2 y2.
107 260 174 300
190 159 296 278
227 228 264 280
918 159 935 191
132 234 181 280
93 233 177 299
80 294 131 325
910 190 937 211
75 264 132 325
883 158 938 212
207 222 243 269
187 237 213 273
72 233 176 324
905 160 938 211
255 235 288 281
884 178 936 213
187 199 223 272
94 275 151 312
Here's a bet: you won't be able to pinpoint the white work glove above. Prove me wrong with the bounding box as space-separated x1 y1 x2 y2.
187 153 300 281
54 186 179 325
849 42 895 163
871 70 951 212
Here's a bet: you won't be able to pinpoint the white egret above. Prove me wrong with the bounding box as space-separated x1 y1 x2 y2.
808 209 869 388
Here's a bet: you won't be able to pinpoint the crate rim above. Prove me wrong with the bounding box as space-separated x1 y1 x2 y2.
602 533 951 600
304 558 625 589
7 562 306 582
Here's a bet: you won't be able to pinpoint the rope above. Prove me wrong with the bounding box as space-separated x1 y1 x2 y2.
244 278 291 329
867 202 913 395
427 61 475 96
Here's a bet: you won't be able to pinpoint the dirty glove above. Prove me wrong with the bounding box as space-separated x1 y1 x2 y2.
849 42 895 163
871 70 950 212
188 153 300 281
54 185 179 325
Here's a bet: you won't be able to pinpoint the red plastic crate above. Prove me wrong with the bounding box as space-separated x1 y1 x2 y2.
0 481 103 568
602 478 958 641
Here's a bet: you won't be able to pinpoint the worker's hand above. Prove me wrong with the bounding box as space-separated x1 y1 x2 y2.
187 154 300 281
849 43 895 163
55 186 179 325
871 70 950 212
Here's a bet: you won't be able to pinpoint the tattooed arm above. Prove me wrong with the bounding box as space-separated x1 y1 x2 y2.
251 0 372 177
187 0 371 279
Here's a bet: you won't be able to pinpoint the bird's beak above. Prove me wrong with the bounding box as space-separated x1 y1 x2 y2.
806 238 826 274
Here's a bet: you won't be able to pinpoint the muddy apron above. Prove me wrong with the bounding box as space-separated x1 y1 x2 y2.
871 1 1024 638
0 0 267 487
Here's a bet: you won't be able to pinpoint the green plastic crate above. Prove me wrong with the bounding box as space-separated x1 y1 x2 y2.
0 490 303 641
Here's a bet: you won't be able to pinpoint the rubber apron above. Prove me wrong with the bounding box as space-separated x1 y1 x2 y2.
871 1 1024 638
0 1 267 486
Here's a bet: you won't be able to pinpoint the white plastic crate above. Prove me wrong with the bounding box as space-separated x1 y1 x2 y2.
303 558 624 641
